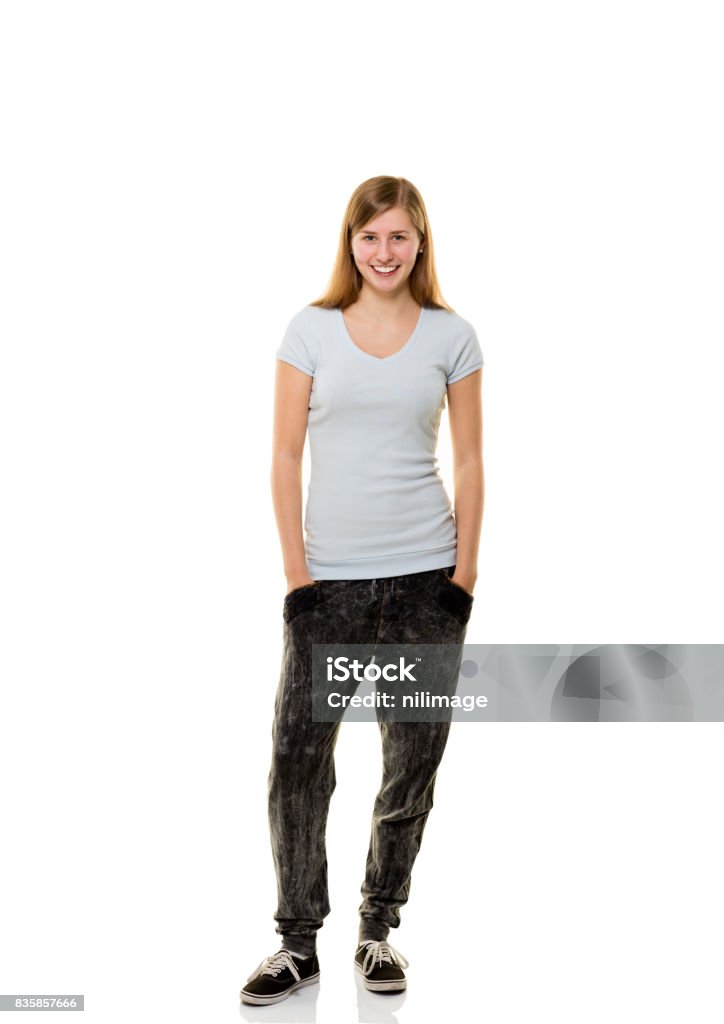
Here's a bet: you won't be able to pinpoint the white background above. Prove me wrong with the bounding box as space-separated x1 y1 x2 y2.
1 2 722 1022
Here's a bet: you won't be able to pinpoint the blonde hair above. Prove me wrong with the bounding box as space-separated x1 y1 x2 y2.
309 175 454 312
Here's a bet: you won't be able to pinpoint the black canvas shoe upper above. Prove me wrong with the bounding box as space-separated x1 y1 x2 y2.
241 948 319 1000
355 940 409 984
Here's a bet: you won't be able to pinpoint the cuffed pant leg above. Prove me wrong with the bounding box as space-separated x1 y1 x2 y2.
358 565 471 942
358 719 452 943
268 606 342 951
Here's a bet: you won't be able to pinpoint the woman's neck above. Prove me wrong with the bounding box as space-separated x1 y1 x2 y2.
348 288 420 322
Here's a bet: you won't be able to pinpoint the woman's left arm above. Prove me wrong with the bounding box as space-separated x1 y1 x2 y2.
447 368 484 596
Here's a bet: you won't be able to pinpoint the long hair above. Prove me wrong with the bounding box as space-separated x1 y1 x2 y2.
309 176 454 312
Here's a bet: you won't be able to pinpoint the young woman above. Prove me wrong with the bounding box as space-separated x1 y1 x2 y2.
241 175 484 1005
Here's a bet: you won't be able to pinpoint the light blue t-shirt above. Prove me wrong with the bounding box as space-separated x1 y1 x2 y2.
276 304 484 580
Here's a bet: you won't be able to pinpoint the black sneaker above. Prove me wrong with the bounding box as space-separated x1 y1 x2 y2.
354 940 409 992
240 948 320 1005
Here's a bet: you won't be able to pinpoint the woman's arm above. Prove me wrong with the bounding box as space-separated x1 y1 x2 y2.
446 368 484 596
271 360 315 593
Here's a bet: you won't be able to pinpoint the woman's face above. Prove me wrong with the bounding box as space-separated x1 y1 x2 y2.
350 206 422 297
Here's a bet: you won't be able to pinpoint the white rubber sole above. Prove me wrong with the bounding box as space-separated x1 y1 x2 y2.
240 972 320 1005
354 960 407 992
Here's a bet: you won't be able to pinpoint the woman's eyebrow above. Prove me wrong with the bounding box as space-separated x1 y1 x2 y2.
359 229 410 234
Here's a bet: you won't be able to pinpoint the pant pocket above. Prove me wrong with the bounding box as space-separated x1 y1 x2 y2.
283 581 322 624
435 569 474 626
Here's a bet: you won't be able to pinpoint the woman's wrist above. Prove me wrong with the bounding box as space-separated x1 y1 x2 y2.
451 568 477 596
286 569 315 593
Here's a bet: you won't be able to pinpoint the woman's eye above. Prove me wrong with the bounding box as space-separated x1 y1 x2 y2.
363 235 404 241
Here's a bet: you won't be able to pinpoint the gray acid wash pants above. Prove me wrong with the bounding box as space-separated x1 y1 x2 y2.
267 564 473 957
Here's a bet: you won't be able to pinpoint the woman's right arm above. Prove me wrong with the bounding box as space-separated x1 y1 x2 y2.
271 359 315 594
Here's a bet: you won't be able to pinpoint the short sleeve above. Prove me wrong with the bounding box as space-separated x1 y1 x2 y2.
447 323 484 384
276 311 316 377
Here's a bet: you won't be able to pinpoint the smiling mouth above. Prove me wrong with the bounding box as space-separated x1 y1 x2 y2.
371 266 400 276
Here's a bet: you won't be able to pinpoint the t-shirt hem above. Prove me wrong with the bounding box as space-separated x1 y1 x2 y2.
307 544 458 580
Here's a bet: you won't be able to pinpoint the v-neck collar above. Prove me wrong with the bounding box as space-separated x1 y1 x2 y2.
337 306 426 364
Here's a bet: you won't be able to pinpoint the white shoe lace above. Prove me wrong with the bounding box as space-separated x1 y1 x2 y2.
248 949 301 983
358 940 409 976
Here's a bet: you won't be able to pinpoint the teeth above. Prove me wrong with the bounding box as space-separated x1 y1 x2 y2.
372 266 398 274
